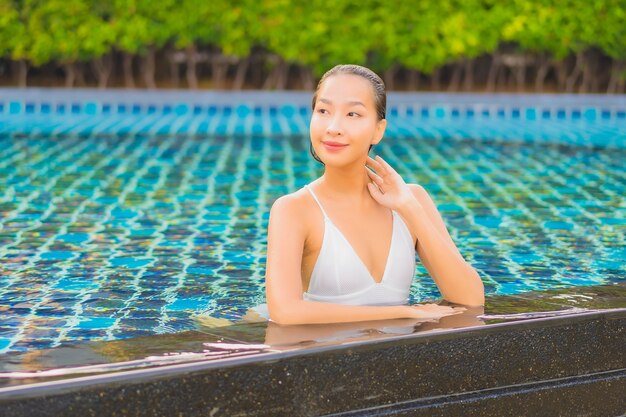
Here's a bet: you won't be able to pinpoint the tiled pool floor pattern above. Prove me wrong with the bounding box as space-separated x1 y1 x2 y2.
0 133 624 354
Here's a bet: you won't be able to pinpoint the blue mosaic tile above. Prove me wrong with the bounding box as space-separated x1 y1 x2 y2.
0 92 624 353
166 298 209 311
40 251 76 261
9 101 22 114
174 104 189 115
77 317 116 329
109 257 153 268
84 102 98 115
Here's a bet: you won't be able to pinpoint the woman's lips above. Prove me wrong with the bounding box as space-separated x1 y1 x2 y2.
322 141 348 151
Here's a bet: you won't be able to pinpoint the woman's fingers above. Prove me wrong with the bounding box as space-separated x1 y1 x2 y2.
367 155 402 184
366 166 383 185
366 155 386 174
367 182 383 200
417 303 466 315
375 155 394 172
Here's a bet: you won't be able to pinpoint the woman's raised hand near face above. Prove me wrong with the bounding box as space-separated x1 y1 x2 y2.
366 155 416 211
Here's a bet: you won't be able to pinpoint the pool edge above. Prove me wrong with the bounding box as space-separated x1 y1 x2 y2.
1 307 624 416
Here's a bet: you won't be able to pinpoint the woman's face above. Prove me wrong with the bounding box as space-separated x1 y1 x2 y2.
310 74 386 166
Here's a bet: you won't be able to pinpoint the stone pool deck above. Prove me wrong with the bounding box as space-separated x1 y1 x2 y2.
0 282 624 416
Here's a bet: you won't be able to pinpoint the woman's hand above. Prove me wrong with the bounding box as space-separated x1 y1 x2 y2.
365 155 416 211
404 303 466 320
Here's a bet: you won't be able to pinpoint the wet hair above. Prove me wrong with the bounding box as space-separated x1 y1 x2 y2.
310 64 386 164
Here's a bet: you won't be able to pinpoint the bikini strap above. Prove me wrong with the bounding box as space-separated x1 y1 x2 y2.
304 184 329 219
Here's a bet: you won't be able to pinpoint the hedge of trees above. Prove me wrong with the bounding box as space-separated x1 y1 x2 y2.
0 0 624 92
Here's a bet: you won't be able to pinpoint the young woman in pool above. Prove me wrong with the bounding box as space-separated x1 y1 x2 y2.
253 64 485 325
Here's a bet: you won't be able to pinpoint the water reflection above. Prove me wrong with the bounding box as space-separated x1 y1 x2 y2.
2 281 624 388
0 305 487 384
255 305 487 349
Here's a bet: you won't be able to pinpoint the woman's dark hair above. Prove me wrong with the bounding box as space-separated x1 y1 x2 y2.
310 64 386 164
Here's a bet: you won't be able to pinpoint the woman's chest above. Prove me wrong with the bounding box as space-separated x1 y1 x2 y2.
300 212 399 291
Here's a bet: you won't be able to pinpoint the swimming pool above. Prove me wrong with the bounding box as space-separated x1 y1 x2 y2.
0 90 624 355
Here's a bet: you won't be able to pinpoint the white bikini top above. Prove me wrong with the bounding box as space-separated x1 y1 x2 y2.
302 183 416 306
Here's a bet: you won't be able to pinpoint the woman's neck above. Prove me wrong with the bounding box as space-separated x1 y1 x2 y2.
317 163 372 203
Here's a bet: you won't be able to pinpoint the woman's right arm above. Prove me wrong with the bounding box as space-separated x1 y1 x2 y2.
264 195 464 325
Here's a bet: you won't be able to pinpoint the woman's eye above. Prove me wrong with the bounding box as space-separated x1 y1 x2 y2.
317 108 328 114
348 112 360 117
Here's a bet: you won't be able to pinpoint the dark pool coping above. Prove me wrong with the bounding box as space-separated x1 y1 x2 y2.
1 306 624 400
1 283 625 416
1 303 624 415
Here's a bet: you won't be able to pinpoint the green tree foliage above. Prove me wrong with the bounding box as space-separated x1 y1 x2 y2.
0 1 26 59
0 0 623 90
23 0 113 66
593 0 626 60
254 0 375 75
217 0 265 58
112 0 175 55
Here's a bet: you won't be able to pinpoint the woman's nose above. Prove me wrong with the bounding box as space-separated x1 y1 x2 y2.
326 117 342 135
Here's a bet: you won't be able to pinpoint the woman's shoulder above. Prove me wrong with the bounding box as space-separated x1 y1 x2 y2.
269 186 315 217
268 186 317 238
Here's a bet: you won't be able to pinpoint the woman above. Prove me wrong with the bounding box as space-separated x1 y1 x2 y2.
241 64 485 326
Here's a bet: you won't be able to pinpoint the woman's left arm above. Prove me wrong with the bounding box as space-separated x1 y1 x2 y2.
366 155 485 306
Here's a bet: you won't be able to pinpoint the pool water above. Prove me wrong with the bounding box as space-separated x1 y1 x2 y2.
0 130 624 353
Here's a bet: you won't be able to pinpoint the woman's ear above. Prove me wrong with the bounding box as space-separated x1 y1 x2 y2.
372 119 387 145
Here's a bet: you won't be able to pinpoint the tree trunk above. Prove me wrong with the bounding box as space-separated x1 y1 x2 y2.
503 66 512 90
534 55 550 92
233 56 250 90
462 59 474 91
209 54 228 89
78 62 88 86
123 52 135 88
589 57 600 92
430 67 442 91
92 53 113 89
579 50 600 93
262 55 284 90
298 65 314 90
448 61 462 91
15 60 28 87
607 60 626 93
64 62 76 87
565 51 583 92
407 70 419 90
250 53 264 88
384 64 398 90
186 43 198 89
170 60 179 88
276 60 289 89
143 45 157 89
486 53 500 91
514 65 526 92
554 59 568 91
